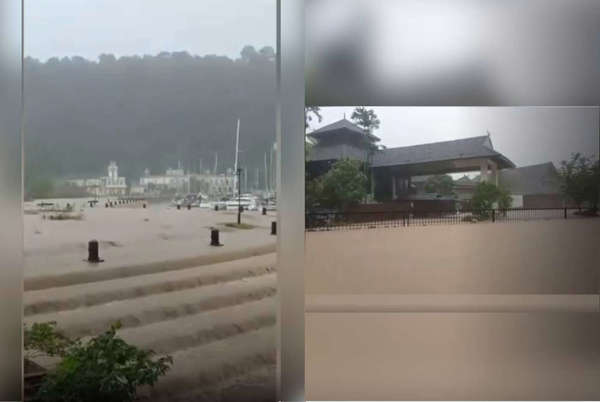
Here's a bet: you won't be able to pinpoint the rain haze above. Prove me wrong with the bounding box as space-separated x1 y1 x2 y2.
312 107 600 173
25 0 276 60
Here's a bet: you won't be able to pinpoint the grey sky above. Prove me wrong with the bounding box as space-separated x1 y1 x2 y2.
312 107 600 172
25 0 276 61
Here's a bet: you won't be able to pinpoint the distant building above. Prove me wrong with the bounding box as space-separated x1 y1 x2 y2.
497 162 567 208
139 163 190 193
138 165 236 198
452 162 569 208
66 161 127 196
191 170 236 199
306 118 515 204
102 161 127 195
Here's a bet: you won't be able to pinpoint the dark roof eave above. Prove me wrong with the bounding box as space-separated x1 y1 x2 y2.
372 153 516 169
308 128 381 142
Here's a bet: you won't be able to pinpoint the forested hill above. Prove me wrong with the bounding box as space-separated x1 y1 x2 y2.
24 46 276 190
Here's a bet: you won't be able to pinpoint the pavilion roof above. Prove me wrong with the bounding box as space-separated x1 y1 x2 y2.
308 118 381 142
372 135 515 169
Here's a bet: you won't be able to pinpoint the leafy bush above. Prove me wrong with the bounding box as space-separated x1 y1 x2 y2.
424 174 455 196
559 153 599 212
32 322 172 402
310 158 368 210
24 321 73 360
471 182 512 219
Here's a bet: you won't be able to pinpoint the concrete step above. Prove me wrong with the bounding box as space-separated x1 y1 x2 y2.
117 297 276 355
139 327 276 401
25 253 276 315
25 244 276 291
25 273 277 338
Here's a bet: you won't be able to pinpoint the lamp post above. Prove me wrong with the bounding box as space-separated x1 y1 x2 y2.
237 167 242 225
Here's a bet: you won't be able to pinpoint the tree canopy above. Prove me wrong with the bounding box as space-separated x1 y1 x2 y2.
424 174 455 196
306 158 367 210
559 152 599 211
350 107 380 133
24 46 276 192
471 181 512 218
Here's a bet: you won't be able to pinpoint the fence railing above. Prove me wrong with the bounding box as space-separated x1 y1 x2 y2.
305 207 590 231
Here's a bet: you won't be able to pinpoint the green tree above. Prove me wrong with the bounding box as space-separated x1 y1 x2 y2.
350 107 380 134
318 158 368 209
471 181 512 219
305 176 323 210
424 175 455 196
305 106 322 130
34 322 172 402
559 153 599 212
25 174 55 200
24 321 73 360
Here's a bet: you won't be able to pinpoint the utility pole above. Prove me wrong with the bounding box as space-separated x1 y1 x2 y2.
264 152 268 194
237 168 242 224
269 145 274 195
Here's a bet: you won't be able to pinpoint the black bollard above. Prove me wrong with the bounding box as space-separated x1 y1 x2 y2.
143 203 147 209
210 228 222 246
271 221 277 235
214 204 219 211
262 207 267 215
187 204 191 210
87 240 103 263
177 204 181 210
105 203 109 208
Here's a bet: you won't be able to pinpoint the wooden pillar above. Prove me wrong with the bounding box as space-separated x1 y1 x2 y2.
370 169 375 199
392 175 397 200
480 159 489 183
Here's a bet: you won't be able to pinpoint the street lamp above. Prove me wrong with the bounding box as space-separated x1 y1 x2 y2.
237 168 242 224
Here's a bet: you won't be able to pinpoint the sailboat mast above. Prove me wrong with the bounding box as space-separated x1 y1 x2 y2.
264 152 268 193
234 119 240 173
233 119 240 198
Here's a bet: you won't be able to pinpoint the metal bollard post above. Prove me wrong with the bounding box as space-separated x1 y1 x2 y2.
214 204 219 211
87 240 103 263
210 228 222 246
143 203 147 209
492 209 495 222
271 221 277 235
177 204 181 210
564 207 567 219
187 204 191 210
262 207 267 215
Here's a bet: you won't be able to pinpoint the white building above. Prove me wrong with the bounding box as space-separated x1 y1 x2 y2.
66 161 127 196
191 169 236 199
139 164 191 193
102 161 127 195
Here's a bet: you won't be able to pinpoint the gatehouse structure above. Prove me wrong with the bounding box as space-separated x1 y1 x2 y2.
306 119 516 204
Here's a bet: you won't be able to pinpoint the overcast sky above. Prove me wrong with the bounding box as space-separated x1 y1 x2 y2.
25 0 276 61
312 107 600 172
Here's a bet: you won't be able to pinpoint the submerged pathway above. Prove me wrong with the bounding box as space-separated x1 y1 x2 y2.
25 253 277 402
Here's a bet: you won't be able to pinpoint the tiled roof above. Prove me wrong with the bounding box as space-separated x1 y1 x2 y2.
372 135 514 168
498 162 562 195
308 118 381 142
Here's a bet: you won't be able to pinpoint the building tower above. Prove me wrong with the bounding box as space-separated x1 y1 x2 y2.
108 161 118 184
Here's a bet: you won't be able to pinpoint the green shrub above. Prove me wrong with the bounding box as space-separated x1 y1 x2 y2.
24 321 73 360
471 182 512 219
33 322 172 402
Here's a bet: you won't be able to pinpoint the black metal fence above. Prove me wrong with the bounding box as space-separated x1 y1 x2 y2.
305 207 590 231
